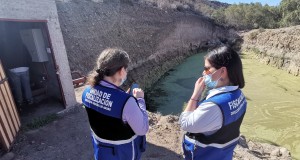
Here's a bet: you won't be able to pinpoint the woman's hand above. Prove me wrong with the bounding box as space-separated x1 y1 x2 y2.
126 88 130 94
191 77 205 100
133 88 144 98
183 77 205 112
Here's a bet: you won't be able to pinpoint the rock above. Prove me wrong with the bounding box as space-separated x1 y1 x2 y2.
270 148 280 157
238 135 248 148
166 115 178 123
164 125 169 129
0 152 15 160
279 147 290 157
247 140 256 150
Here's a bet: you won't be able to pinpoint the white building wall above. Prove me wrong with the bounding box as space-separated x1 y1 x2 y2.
0 0 76 108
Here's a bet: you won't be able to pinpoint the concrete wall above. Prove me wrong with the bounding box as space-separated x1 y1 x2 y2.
0 0 76 108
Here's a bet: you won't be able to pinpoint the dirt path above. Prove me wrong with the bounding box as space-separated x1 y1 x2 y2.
0 86 182 160
5 105 182 160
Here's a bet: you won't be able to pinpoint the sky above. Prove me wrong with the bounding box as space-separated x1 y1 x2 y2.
216 0 281 6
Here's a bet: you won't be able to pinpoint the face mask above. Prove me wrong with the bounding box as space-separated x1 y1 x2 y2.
120 67 127 86
204 70 222 89
120 76 127 86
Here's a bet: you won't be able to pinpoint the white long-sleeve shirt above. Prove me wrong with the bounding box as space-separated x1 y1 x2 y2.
179 86 239 136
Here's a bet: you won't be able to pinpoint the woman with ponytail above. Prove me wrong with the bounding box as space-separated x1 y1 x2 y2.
82 48 148 160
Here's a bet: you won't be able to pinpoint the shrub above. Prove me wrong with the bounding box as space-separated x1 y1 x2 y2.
249 31 259 40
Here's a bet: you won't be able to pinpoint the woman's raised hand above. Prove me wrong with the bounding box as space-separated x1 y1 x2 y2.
191 77 205 100
133 88 144 98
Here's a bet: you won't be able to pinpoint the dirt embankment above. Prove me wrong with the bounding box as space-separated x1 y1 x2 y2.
242 26 300 76
56 0 234 88
145 112 292 160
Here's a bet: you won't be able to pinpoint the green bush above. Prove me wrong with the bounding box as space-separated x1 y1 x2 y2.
249 31 259 40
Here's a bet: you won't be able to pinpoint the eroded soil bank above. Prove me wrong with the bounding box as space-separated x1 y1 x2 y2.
242 26 300 76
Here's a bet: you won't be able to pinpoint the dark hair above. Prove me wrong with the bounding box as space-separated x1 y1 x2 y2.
88 48 130 86
205 46 245 88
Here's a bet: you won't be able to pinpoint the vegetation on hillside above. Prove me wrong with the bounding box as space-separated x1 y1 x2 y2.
135 0 229 18
280 0 300 27
212 3 280 29
136 0 300 30
212 0 300 30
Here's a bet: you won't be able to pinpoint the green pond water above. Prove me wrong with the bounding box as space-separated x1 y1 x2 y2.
151 53 300 159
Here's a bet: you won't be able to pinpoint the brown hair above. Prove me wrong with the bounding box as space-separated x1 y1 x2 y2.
88 48 130 86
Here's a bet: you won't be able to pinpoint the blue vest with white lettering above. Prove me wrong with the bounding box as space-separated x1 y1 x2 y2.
82 84 135 140
82 84 146 160
184 89 247 160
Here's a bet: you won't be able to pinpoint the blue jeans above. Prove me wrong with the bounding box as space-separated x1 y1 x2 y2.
8 69 33 105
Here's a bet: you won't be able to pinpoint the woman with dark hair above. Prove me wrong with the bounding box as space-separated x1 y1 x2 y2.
82 48 148 160
179 46 247 160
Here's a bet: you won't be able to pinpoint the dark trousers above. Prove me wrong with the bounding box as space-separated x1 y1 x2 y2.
8 69 33 105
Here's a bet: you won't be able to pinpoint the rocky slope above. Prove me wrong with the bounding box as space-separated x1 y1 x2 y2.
242 26 300 76
56 0 235 88
144 112 292 160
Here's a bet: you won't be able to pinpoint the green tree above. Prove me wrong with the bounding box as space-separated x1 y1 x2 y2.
224 4 247 29
214 2 280 30
263 5 281 28
280 0 300 27
212 7 226 24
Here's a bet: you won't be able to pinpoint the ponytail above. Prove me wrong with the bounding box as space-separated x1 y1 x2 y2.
88 71 104 87
87 48 130 86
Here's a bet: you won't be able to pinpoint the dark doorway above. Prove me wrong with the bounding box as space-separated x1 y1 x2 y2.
0 21 64 124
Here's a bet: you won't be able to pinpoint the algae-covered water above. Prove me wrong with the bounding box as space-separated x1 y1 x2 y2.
152 53 300 159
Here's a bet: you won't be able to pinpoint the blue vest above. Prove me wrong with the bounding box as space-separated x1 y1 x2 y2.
82 85 130 119
184 89 247 160
82 84 146 160
82 84 135 140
